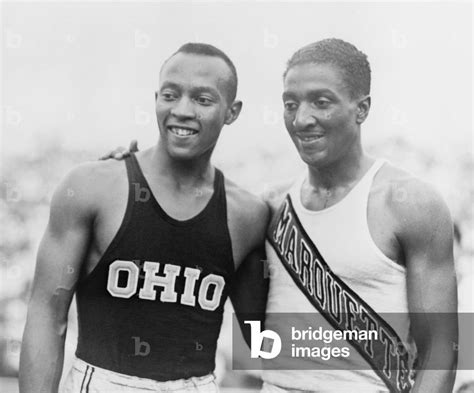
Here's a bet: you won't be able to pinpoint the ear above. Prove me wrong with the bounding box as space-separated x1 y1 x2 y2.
224 100 243 125
155 91 158 101
356 95 371 124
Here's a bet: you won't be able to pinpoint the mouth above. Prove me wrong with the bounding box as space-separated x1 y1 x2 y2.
296 133 325 143
167 125 199 137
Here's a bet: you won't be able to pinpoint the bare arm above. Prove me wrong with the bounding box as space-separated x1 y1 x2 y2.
19 166 95 393
228 181 294 348
230 243 269 347
228 188 271 348
394 180 457 393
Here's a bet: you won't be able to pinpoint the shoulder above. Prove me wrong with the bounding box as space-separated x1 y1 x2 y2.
374 162 452 243
225 176 269 224
224 177 270 244
50 159 127 221
261 179 296 214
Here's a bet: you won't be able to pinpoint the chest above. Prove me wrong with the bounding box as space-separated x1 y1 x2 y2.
266 195 405 305
270 188 402 278
86 178 234 278
300 184 353 211
146 180 215 221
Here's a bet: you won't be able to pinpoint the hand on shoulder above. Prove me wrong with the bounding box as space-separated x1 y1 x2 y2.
98 140 139 161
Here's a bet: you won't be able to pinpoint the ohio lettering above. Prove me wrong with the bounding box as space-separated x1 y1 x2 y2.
107 260 225 311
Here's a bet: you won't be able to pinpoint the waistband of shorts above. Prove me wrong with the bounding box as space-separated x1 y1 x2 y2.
262 382 313 393
72 356 216 389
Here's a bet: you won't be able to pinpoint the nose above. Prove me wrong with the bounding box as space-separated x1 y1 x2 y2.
293 102 317 130
170 96 196 120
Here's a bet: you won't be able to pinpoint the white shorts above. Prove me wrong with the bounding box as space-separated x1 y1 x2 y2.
61 357 219 393
261 382 313 393
261 381 387 393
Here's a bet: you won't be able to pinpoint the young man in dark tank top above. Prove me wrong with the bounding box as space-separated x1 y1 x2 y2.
19 43 269 393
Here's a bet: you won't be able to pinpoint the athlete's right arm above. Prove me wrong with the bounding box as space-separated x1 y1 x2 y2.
19 165 96 393
99 139 138 160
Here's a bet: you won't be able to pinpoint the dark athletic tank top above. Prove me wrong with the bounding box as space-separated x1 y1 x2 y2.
75 153 235 381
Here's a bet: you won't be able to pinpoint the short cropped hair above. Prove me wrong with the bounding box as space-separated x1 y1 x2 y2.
284 38 371 99
165 42 238 103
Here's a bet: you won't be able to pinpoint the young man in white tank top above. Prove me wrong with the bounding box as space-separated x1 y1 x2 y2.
262 39 457 393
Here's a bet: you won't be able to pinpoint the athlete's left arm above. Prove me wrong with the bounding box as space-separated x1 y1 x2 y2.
228 196 270 348
230 243 269 348
393 179 458 393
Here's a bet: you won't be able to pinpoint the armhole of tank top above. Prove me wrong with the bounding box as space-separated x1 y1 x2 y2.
365 160 406 273
78 158 135 284
102 157 135 256
218 170 236 273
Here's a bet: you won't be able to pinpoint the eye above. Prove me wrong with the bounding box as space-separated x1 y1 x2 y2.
160 91 178 101
315 98 331 108
284 101 298 111
195 96 213 106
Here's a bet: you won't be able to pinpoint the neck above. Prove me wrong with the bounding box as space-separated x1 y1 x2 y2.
307 139 371 191
151 141 214 188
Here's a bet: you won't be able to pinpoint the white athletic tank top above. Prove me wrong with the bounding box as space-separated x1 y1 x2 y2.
263 159 416 392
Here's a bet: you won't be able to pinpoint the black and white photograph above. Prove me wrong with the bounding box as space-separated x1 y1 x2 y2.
1 1 473 392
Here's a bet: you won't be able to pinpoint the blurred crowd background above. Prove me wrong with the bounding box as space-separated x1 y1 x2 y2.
1 1 472 392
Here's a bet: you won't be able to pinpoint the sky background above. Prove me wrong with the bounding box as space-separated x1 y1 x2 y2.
2 1 472 164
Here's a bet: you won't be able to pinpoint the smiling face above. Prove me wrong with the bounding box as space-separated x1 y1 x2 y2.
155 52 239 160
283 62 365 168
